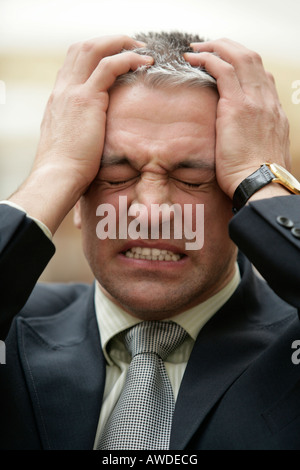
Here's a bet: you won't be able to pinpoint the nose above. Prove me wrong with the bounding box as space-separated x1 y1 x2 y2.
134 172 172 206
129 173 176 233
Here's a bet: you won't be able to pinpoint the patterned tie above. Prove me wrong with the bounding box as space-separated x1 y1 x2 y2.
97 321 187 450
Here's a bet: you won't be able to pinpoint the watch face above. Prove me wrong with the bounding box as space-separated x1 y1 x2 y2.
269 163 300 193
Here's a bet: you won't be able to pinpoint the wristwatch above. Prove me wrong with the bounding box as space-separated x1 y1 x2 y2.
232 163 300 213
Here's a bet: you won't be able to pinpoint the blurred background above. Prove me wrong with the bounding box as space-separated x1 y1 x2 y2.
1 0 300 284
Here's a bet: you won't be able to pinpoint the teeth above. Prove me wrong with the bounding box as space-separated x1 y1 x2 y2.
124 247 182 261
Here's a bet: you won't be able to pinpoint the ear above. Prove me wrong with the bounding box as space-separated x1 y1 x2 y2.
73 200 82 229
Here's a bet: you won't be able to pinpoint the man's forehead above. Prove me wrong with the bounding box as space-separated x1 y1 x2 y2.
107 82 218 119
103 84 217 171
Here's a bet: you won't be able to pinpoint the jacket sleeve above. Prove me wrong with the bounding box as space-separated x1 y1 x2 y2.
229 195 300 309
0 204 55 338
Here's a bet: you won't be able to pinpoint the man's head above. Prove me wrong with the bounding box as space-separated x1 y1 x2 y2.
74 32 237 319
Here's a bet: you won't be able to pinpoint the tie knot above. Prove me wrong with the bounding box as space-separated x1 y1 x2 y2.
124 321 187 361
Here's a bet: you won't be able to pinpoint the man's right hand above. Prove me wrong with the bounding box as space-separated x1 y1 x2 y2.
9 36 153 235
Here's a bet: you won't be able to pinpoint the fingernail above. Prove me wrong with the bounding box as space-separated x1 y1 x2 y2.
136 41 147 47
144 55 154 64
183 52 195 59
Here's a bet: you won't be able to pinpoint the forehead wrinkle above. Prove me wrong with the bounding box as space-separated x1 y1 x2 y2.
100 155 132 168
173 159 215 172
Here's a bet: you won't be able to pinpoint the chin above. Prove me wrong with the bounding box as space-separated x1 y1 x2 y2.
102 286 196 320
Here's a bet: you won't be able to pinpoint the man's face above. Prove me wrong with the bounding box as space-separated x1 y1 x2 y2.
75 83 237 320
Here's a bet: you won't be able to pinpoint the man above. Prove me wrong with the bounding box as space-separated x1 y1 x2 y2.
0 31 300 450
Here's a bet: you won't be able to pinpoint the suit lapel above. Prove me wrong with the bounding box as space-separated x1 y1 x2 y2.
17 284 106 450
170 256 295 449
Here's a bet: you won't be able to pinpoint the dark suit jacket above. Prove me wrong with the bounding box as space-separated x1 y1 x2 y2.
1 196 300 450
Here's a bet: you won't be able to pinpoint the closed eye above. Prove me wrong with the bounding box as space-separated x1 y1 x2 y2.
181 181 202 188
106 175 139 186
107 180 129 186
170 176 203 189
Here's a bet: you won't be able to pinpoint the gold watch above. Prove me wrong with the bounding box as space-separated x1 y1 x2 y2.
264 163 300 194
232 163 300 212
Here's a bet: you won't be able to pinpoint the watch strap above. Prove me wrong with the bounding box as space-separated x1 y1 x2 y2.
232 164 274 213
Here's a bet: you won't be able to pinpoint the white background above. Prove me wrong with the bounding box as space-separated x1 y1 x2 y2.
0 0 300 61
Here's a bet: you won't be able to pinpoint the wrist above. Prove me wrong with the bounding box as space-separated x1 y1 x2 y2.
9 166 85 235
232 163 300 213
248 184 291 203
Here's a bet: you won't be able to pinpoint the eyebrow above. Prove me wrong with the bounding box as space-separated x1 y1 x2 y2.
100 155 215 172
172 160 215 171
100 156 131 168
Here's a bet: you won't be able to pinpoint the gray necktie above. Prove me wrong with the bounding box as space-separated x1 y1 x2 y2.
97 321 187 450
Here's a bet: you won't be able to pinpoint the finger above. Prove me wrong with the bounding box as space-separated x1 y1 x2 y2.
191 38 260 67
265 70 282 100
87 51 154 92
184 51 243 100
191 38 248 54
54 42 80 87
190 38 268 90
188 43 276 99
57 35 146 86
72 35 147 84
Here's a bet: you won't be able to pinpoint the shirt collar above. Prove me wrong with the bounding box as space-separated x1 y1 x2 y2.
94 262 240 365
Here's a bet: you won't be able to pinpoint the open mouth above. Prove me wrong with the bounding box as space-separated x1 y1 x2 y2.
122 247 185 262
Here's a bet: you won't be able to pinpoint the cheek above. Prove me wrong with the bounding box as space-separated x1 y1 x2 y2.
202 193 233 246
79 191 124 256
81 222 113 271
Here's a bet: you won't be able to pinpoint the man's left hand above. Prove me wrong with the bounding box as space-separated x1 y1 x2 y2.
185 38 291 199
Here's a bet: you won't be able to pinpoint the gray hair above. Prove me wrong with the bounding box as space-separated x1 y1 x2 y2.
113 31 217 90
